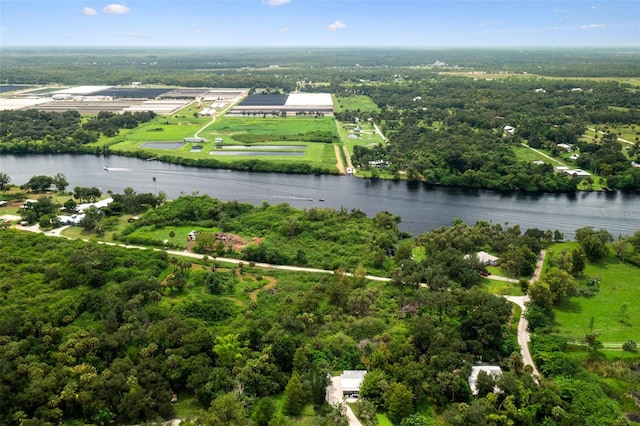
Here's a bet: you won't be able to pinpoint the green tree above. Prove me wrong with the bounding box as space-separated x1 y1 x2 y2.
528 280 554 309
353 399 377 426
622 339 637 352
25 175 54 192
475 370 496 398
309 363 330 408
542 267 576 304
208 392 250 426
52 172 69 192
400 414 431 426
0 172 10 190
385 382 414 425
575 227 612 261
213 334 243 370
283 371 306 416
252 398 276 426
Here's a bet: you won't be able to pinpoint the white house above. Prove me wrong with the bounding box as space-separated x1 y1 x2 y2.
503 126 515 135
476 251 500 266
340 370 367 398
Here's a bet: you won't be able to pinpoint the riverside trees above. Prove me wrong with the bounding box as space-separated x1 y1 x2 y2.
1 202 636 424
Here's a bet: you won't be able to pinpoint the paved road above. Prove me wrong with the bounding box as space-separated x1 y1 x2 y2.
587 127 634 145
520 143 564 165
326 376 363 426
373 122 388 143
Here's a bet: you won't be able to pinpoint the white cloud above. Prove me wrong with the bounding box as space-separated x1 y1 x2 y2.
262 0 291 6
192 28 204 35
82 7 98 16
326 20 347 31
103 4 130 14
591 5 597 9
124 32 146 38
580 23 606 30
279 27 289 33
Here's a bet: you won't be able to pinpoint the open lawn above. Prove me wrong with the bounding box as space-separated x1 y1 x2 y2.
333 95 381 113
512 145 561 165
553 253 640 343
103 114 339 169
200 116 337 141
482 278 524 296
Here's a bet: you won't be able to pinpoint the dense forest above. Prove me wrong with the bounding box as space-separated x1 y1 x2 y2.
2 207 638 425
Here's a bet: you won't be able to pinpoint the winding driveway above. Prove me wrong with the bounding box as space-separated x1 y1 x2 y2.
502 250 545 381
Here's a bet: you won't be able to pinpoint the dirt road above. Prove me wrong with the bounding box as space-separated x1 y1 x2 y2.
334 144 346 174
503 249 545 381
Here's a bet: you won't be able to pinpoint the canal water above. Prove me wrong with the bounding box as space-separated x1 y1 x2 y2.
1 154 639 238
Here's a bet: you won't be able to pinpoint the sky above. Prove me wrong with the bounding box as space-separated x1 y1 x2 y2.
1 0 638 47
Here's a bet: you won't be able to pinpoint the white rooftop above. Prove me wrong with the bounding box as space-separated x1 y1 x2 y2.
0 98 51 111
285 93 333 107
50 86 113 95
341 370 367 392
77 197 114 213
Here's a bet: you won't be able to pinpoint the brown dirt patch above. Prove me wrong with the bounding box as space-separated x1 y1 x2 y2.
334 144 346 174
250 276 277 303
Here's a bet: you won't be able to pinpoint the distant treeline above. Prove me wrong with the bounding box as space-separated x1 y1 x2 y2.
1 48 639 88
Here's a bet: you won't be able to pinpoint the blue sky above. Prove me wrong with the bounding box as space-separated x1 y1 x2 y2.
1 0 638 47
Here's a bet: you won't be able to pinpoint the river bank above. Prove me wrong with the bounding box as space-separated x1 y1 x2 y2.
1 153 639 238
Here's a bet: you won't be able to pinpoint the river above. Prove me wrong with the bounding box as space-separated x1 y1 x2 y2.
1 154 639 238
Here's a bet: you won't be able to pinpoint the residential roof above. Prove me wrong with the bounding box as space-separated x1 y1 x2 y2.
476 251 499 264
341 370 367 392
77 197 114 213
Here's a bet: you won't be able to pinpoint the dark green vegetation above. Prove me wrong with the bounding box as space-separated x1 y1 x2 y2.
2 48 640 189
2 47 639 85
349 78 640 191
0 109 156 153
1 193 639 424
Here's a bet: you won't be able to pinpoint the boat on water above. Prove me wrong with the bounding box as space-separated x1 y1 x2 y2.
104 166 109 171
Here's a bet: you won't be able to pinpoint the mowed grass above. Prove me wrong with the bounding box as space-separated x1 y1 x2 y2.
104 114 338 168
201 116 337 140
512 144 563 165
553 252 640 343
333 95 381 113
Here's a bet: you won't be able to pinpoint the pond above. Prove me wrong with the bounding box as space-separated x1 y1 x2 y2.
139 142 186 150
208 151 305 156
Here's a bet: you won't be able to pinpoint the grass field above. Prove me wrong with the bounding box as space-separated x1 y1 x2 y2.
551 249 640 343
482 278 524 296
333 95 381 113
512 145 563 165
103 113 340 169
